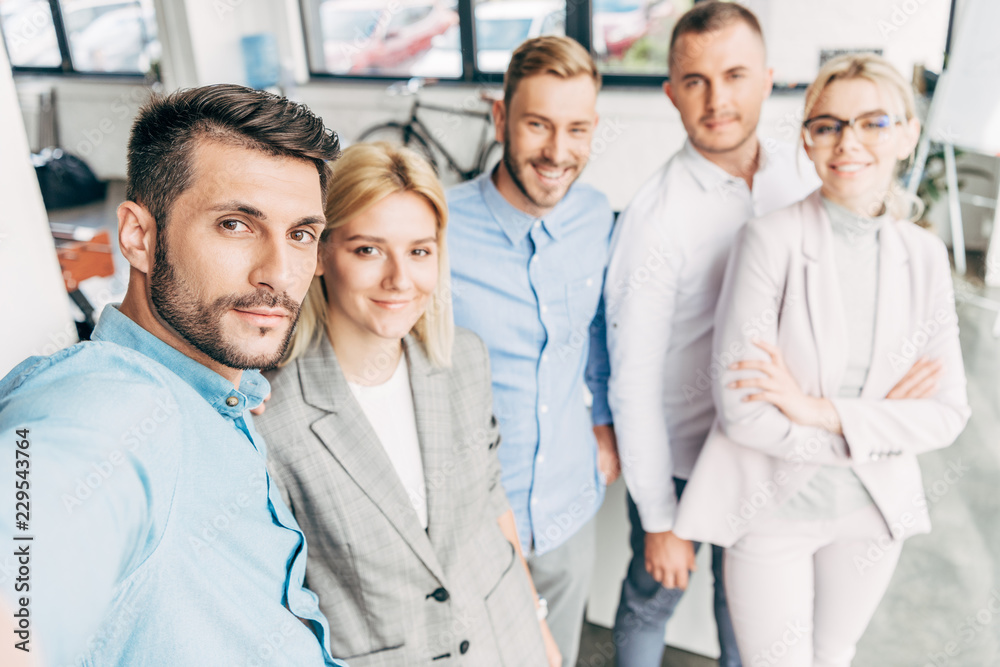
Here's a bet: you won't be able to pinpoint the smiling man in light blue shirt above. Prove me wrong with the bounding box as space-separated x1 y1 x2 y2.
447 36 617 667
0 85 345 666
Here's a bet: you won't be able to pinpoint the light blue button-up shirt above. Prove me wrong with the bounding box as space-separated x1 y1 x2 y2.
447 171 614 555
0 305 346 667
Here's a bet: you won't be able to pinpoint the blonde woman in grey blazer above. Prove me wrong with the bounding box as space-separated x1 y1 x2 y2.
674 55 971 666
254 143 557 666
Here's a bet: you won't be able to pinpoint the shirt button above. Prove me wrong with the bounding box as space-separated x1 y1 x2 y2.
531 497 539 506
460 640 470 654
538 454 546 464
430 587 449 602
539 404 549 414
225 396 239 407
540 305 548 314
541 353 549 362
586 278 593 287
533 220 541 229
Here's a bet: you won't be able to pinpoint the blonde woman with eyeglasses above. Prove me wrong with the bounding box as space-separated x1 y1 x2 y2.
672 53 971 666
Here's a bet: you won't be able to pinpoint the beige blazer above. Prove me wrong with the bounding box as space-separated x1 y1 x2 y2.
254 328 546 666
673 190 971 547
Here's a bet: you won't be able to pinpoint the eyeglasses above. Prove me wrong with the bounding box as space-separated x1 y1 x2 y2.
802 112 904 147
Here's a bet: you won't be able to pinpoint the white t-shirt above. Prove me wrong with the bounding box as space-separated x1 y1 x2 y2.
347 357 428 529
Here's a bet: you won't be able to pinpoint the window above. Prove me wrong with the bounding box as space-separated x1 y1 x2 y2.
0 0 160 75
301 0 676 84
473 0 565 73
310 0 460 77
592 0 692 76
0 0 61 67
302 0 957 86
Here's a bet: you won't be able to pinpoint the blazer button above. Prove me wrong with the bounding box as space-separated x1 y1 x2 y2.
460 640 470 654
430 587 449 602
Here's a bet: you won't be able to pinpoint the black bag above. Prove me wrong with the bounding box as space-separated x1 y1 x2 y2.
32 147 108 210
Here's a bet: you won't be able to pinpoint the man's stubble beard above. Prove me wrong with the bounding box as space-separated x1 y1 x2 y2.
502 128 585 211
148 229 302 371
691 113 759 157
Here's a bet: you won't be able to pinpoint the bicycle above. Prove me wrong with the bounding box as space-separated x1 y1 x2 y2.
357 78 503 182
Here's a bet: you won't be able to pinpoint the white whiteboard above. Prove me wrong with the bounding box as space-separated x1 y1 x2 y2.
0 44 77 376
925 0 1000 155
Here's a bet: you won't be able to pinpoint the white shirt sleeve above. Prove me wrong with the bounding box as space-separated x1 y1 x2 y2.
604 200 684 533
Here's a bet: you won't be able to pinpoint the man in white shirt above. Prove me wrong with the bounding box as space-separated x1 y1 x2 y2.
604 4 819 665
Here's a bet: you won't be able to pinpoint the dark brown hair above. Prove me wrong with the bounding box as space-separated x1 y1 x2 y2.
126 84 340 228
669 1 764 72
503 35 601 108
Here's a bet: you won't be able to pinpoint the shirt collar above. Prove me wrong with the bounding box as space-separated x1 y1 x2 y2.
477 168 565 244
680 138 770 192
91 304 270 419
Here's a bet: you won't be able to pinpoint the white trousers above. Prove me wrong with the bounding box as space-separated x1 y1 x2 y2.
724 504 903 667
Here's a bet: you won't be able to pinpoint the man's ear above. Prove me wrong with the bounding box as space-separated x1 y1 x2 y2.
492 98 507 144
762 66 775 99
118 201 157 275
663 80 676 108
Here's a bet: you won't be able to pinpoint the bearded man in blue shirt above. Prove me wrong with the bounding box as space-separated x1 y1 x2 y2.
447 36 618 667
0 85 345 666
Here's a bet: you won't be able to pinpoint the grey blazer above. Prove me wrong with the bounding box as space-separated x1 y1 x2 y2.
254 328 547 667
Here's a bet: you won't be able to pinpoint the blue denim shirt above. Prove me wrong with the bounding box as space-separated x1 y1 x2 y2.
0 305 346 667
447 172 614 555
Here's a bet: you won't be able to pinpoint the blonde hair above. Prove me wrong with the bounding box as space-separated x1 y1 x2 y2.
504 35 601 108
283 142 454 367
802 52 923 221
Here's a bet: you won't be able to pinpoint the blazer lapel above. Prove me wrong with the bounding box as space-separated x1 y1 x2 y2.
403 335 458 563
802 192 848 397
299 336 447 584
862 220 911 397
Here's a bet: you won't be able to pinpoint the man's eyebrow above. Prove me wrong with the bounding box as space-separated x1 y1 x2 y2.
211 202 325 229
295 216 327 229
211 201 267 219
524 111 592 127
523 112 553 123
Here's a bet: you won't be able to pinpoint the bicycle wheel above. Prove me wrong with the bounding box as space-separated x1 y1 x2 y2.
475 140 503 180
357 122 439 173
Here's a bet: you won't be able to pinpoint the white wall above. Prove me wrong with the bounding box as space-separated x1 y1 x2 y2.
0 46 76 378
12 72 812 211
746 0 952 85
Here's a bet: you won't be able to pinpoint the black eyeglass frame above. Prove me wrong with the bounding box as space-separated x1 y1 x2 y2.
801 112 906 147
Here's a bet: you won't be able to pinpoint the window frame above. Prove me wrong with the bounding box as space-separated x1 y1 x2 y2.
301 0 962 89
1 0 156 79
301 0 675 87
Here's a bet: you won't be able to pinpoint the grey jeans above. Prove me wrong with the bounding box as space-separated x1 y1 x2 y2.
527 516 598 667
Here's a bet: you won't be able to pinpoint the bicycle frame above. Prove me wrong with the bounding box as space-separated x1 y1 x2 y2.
407 98 497 180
